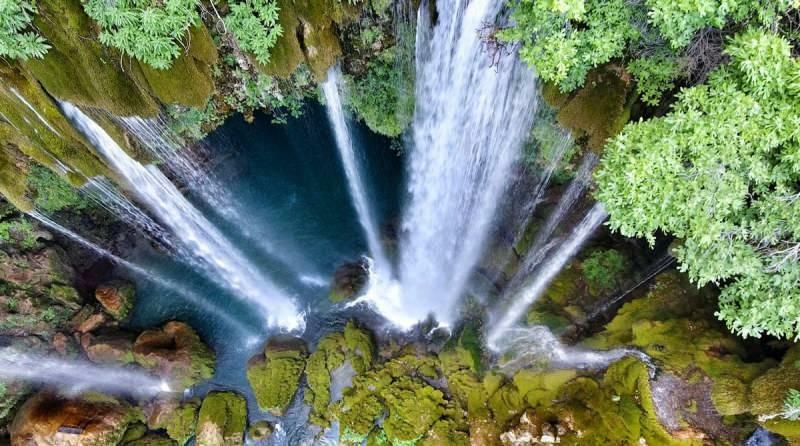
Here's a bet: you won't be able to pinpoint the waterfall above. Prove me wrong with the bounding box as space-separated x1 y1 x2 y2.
0 348 172 397
368 0 539 328
487 203 607 349
59 103 302 330
322 67 391 273
27 211 255 337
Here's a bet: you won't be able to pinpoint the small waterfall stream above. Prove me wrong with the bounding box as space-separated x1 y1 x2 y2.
487 203 608 348
60 103 302 330
0 349 172 397
322 67 391 273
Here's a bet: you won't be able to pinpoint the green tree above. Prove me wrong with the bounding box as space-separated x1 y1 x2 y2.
224 0 283 64
0 0 49 60
595 29 800 339
82 0 201 69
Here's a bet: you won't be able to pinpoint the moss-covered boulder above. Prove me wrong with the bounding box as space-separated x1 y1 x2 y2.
9 392 142 446
125 433 178 446
139 24 218 108
80 332 136 365
195 391 247 446
133 321 215 390
305 322 373 425
543 65 633 152
95 280 136 321
247 335 307 416
144 398 200 446
24 0 159 116
329 259 369 302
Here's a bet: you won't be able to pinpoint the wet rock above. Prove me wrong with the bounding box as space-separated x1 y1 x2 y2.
195 391 247 446
95 280 135 321
9 391 141 446
248 420 273 442
329 258 369 302
51 332 72 356
126 433 178 446
133 321 215 389
247 335 307 416
74 311 107 334
81 332 135 365
0 247 74 292
144 398 200 446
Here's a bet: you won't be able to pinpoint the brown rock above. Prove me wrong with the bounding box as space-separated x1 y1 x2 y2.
75 312 106 334
52 332 70 356
9 392 139 446
94 280 135 321
81 332 135 365
133 321 215 389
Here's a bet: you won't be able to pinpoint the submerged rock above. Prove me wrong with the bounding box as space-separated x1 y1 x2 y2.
9 392 141 446
329 258 369 302
247 420 273 442
195 391 247 446
246 335 307 416
94 280 136 321
133 321 215 389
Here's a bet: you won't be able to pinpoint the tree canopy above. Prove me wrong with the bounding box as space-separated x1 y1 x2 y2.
0 0 49 60
595 29 800 339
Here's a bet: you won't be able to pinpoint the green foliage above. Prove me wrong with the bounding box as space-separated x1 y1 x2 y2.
346 45 414 137
224 66 313 123
0 0 49 59
596 29 800 339
0 218 38 250
627 54 682 106
582 248 630 294
500 0 639 92
166 102 222 140
645 0 794 48
26 164 87 213
82 0 201 69
784 389 800 420
224 0 283 64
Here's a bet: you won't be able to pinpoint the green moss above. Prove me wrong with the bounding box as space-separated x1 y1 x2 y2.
47 284 81 309
149 401 199 446
24 0 159 116
26 164 88 213
0 217 39 250
120 422 147 443
711 376 750 416
247 336 307 415
582 248 631 296
750 345 800 416
126 434 178 446
140 24 218 108
196 391 247 446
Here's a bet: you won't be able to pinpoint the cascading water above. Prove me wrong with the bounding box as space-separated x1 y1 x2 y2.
59 103 302 330
0 348 172 397
366 0 539 328
323 67 391 272
27 211 255 337
487 203 608 349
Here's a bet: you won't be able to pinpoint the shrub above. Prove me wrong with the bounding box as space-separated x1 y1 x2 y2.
26 164 87 213
583 249 630 294
0 0 49 59
82 0 201 69
224 0 283 64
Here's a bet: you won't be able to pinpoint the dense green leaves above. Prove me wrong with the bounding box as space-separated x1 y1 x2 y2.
82 0 201 69
0 0 49 60
224 0 283 65
595 29 800 339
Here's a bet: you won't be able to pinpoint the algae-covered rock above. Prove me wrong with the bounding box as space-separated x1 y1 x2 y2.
144 398 200 446
140 24 218 108
247 335 307 416
95 280 136 321
329 259 369 302
196 391 247 446
9 391 142 446
24 0 159 116
133 321 215 390
750 345 800 417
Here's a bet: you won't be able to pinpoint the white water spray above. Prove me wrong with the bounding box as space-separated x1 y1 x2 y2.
369 0 538 328
59 103 302 330
323 67 391 273
27 211 255 336
487 203 607 348
0 348 172 397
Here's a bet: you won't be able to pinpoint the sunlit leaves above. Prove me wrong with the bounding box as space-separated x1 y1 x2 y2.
596 30 800 339
224 0 283 65
0 0 49 60
82 0 201 69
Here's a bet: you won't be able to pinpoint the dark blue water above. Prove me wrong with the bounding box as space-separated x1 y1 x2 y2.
122 102 404 438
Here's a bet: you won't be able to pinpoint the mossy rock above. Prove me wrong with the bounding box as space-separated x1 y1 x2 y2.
259 0 344 79
140 24 218 108
247 335 307 416
24 0 159 116
196 391 247 446
750 345 800 416
146 399 200 446
133 321 216 390
95 279 136 321
711 376 750 416
126 433 178 446
248 420 273 442
548 65 633 152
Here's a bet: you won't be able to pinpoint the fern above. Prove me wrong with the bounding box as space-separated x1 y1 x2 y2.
82 0 201 69
0 0 50 60
224 0 283 64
